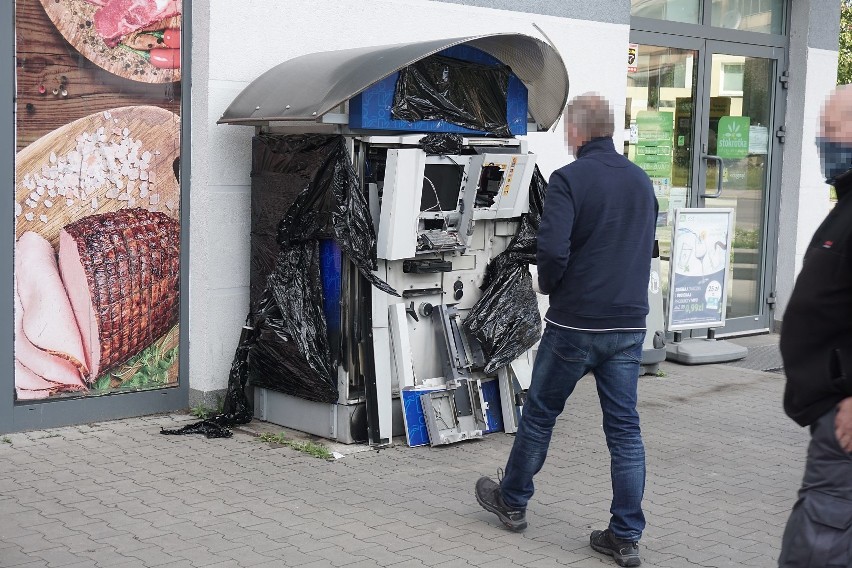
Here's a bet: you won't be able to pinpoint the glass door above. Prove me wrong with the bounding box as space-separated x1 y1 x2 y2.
626 34 784 336
697 42 783 334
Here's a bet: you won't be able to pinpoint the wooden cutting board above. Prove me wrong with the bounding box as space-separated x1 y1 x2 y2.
40 0 180 84
15 105 181 249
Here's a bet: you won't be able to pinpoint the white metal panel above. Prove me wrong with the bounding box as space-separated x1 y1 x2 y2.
389 303 416 390
372 326 394 441
371 260 390 328
377 149 423 260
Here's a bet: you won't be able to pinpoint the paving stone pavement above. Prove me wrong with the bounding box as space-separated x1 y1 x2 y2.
1 345 808 568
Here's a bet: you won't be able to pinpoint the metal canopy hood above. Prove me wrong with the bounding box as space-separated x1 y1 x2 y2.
218 33 569 131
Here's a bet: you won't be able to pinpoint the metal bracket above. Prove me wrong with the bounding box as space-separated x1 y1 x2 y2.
776 126 786 144
779 70 789 89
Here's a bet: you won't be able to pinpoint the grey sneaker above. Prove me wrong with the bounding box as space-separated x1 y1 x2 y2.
474 476 527 532
590 528 641 567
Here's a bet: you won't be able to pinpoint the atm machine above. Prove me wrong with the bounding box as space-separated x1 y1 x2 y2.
218 33 572 446
370 140 537 445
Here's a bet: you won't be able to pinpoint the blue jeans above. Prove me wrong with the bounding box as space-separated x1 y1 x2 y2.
500 325 647 542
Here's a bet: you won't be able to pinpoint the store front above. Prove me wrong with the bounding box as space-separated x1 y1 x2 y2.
0 0 840 434
626 0 788 336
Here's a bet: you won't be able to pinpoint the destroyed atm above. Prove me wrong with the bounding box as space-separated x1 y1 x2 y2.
218 33 570 446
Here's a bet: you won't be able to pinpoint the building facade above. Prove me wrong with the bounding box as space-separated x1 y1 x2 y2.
0 0 839 432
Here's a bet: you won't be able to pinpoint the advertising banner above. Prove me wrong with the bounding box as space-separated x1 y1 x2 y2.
13 0 182 401
667 208 734 331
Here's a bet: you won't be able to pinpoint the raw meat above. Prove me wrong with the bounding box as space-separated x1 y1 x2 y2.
94 0 181 48
59 208 180 380
15 232 89 376
14 284 85 390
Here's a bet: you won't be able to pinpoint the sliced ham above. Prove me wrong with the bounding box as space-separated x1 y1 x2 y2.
94 0 181 48
15 232 89 376
15 361 56 400
14 284 85 390
59 208 180 380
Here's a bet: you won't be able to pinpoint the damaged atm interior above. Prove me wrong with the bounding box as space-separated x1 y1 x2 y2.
218 33 572 446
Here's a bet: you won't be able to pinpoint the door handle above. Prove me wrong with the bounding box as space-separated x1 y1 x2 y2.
701 154 723 198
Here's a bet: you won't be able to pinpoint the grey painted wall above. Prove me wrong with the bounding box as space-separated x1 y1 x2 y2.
804 0 841 51
432 0 631 24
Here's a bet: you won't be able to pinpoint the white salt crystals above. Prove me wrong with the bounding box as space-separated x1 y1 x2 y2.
14 119 166 219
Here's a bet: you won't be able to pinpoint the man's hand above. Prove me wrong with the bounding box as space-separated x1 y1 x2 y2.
835 397 852 452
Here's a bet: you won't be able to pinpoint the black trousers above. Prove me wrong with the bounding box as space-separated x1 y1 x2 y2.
778 407 852 567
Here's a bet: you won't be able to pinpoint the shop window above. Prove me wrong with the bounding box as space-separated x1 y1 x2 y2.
631 0 700 24
720 63 744 95
711 0 784 34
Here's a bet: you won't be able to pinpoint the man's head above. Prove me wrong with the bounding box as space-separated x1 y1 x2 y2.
563 92 615 153
818 84 852 184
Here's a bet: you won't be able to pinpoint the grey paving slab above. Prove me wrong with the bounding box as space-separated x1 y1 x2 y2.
0 350 807 568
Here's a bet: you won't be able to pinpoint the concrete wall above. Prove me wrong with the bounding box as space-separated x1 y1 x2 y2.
774 0 840 328
188 0 631 397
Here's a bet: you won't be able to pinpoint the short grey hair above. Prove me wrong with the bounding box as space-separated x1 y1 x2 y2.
564 92 615 139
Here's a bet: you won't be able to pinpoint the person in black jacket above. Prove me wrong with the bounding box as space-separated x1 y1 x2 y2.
778 85 852 567
475 93 657 568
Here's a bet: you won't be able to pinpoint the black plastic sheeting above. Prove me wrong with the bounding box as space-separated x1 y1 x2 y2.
249 135 396 404
161 421 234 439
419 133 464 155
463 165 548 374
392 54 511 137
250 135 340 306
160 324 255 438
249 244 338 403
277 138 397 296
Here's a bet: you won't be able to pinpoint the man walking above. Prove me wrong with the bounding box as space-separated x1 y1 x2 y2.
475 93 657 568
777 85 852 567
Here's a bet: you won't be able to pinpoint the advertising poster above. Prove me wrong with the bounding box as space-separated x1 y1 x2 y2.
627 43 638 73
635 110 673 226
668 208 734 331
14 0 182 401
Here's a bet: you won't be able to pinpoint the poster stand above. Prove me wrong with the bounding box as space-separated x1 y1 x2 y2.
664 208 747 365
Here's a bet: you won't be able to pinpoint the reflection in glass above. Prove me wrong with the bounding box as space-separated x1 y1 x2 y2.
631 0 699 23
711 0 785 34
624 44 698 309
705 54 773 319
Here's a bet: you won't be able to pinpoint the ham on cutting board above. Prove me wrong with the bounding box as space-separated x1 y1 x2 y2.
59 208 181 380
15 231 89 376
14 284 86 391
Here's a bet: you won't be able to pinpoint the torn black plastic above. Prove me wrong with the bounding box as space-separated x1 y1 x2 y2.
159 324 254 438
419 133 464 155
392 54 511 136
161 421 234 439
249 244 338 404
277 137 397 296
247 135 395 404
463 166 548 373
250 135 340 305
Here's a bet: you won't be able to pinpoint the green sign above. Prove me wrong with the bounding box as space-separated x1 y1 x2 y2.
717 116 750 159
635 111 673 179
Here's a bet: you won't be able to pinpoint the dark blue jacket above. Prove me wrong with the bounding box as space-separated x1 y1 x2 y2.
537 137 658 330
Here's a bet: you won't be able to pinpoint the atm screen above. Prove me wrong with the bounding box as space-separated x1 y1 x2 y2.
421 163 464 212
